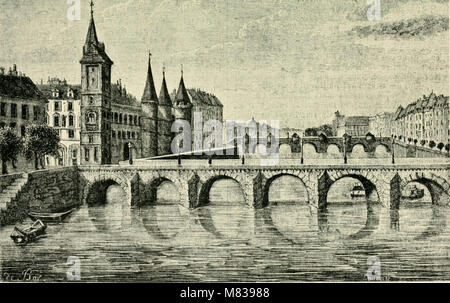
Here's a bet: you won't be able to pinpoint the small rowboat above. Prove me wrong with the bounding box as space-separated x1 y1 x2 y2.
27 208 76 223
10 220 47 246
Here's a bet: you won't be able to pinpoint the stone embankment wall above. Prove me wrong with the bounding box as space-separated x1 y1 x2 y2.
0 167 83 226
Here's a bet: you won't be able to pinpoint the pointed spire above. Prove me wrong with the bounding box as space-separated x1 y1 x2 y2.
141 51 158 103
175 65 190 106
159 64 171 105
85 0 99 46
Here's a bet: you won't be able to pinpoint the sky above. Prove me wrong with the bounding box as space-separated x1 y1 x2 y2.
0 0 448 129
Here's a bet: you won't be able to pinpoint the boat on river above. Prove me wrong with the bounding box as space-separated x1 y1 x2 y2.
350 184 365 198
402 185 425 200
10 220 47 246
27 208 77 223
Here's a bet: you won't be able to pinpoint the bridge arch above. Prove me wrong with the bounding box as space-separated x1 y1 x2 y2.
303 143 319 155
326 144 342 155
198 175 247 207
348 142 369 153
375 143 391 153
148 177 181 205
399 172 450 207
319 171 382 209
83 174 131 206
263 173 310 207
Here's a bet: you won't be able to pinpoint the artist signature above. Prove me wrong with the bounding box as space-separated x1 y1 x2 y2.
2 268 43 282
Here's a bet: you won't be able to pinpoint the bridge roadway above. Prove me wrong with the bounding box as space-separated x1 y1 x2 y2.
78 158 450 211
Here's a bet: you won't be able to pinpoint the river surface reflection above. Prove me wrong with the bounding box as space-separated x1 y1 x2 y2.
0 182 449 282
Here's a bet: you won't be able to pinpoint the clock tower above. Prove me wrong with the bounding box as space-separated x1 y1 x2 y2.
80 1 113 165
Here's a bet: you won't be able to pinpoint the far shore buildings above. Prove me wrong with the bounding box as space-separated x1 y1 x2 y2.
332 112 370 137
392 92 449 147
0 65 47 173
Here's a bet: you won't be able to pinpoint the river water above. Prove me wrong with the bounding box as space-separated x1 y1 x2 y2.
1 177 449 282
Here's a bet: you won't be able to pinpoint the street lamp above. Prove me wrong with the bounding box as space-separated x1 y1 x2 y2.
300 137 304 164
391 137 395 164
128 142 133 165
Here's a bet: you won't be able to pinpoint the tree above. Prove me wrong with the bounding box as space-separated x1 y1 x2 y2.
305 128 318 137
23 125 60 170
420 140 426 146
429 141 436 149
318 124 334 137
437 142 444 151
0 127 23 175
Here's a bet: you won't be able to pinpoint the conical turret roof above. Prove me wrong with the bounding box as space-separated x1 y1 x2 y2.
141 53 158 103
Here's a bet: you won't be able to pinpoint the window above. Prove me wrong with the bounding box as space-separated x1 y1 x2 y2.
114 113 118 123
89 135 94 143
118 131 122 139
124 115 128 124
94 147 98 162
112 130 116 138
85 148 90 162
68 130 75 138
127 131 130 139
21 125 26 137
21 105 28 120
33 106 40 121
54 115 60 127
88 112 96 124
0 103 6 116
11 104 17 118
62 115 67 127
132 132 135 139
68 102 73 111
69 115 74 127
54 101 60 111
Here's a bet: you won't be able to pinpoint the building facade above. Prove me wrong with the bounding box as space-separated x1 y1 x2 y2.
38 78 81 167
393 92 449 148
369 112 393 138
334 115 370 137
78 8 223 165
0 65 47 173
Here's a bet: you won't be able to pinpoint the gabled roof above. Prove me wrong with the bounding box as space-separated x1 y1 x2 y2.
187 89 223 107
344 116 369 126
0 74 45 100
111 83 139 106
393 106 404 120
37 83 81 100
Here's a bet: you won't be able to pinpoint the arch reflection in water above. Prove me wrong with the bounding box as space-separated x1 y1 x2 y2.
132 204 189 240
321 177 381 240
88 185 129 232
395 182 446 239
259 175 317 244
134 180 188 241
196 178 253 240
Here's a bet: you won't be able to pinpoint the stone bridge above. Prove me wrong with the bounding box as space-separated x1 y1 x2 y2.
78 162 449 210
278 135 392 154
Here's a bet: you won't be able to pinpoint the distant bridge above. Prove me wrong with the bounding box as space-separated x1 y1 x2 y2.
79 161 449 211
